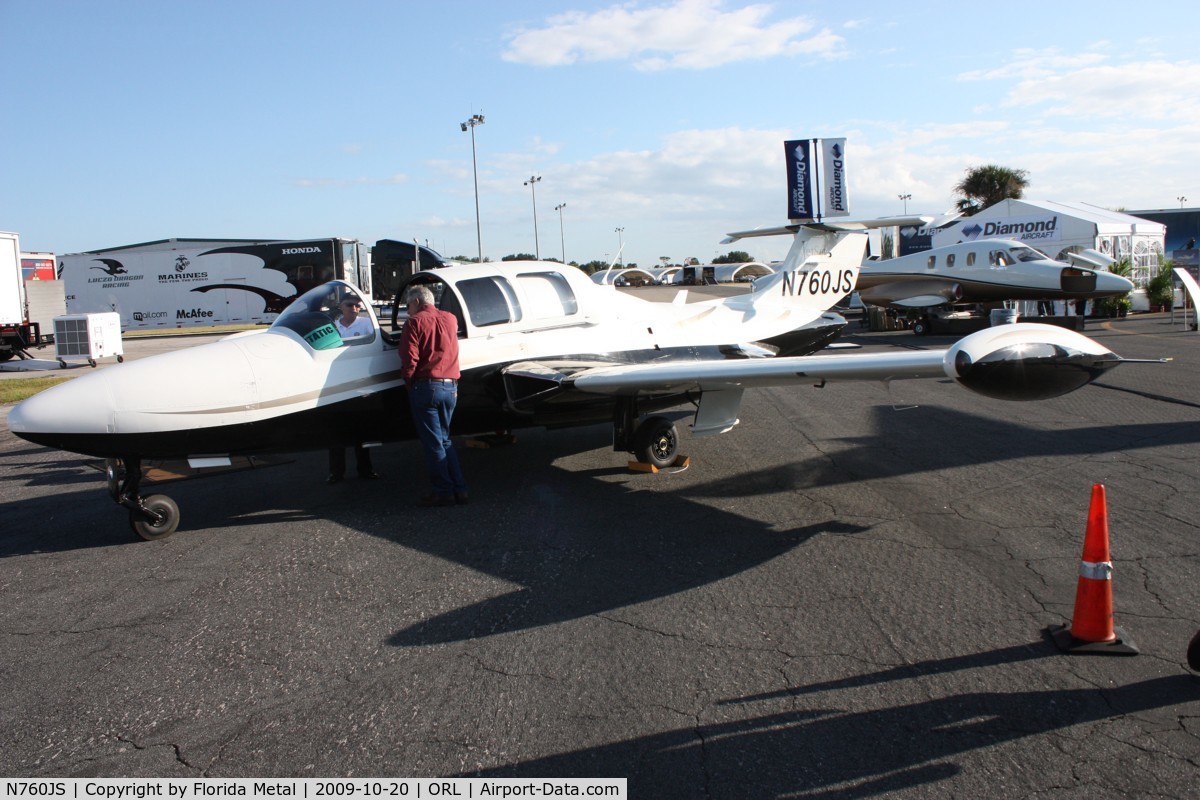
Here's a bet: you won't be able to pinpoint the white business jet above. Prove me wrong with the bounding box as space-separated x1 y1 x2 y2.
855 238 1134 310
9 220 1128 539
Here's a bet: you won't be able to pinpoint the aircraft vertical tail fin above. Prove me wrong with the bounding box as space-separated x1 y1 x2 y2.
745 229 864 313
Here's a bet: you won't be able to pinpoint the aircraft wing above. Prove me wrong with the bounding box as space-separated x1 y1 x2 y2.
570 348 945 395
570 348 945 436
562 323 1121 436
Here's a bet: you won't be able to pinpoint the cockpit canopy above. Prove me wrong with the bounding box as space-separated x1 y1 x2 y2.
999 244 1052 264
272 281 375 349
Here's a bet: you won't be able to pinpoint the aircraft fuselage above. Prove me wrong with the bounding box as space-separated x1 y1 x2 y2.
857 239 1134 309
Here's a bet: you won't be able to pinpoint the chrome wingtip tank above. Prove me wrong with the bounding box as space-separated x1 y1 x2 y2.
944 323 1121 401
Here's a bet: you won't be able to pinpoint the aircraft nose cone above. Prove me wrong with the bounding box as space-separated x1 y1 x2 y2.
1097 270 1135 295
7 373 116 449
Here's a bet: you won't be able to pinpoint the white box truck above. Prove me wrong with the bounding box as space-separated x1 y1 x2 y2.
60 237 372 330
1 231 47 361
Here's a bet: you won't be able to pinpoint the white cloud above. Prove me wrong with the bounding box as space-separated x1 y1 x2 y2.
959 48 1107 81
502 0 845 71
1003 60 1200 121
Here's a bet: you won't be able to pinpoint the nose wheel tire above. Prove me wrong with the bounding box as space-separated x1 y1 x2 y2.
633 415 679 469
129 494 180 541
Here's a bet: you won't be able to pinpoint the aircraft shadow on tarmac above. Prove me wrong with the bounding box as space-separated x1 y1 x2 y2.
379 422 871 647
0 448 102 488
463 671 1198 797
376 402 1200 646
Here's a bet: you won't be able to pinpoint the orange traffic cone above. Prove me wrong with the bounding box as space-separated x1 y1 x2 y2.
1049 484 1138 655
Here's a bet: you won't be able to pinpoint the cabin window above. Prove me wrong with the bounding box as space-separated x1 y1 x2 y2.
457 276 523 327
517 272 579 319
927 255 936 270
945 254 955 268
966 251 976 266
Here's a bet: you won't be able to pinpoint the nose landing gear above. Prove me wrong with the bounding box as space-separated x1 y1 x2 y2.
106 457 181 541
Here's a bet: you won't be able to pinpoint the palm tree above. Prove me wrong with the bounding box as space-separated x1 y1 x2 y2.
953 165 1029 216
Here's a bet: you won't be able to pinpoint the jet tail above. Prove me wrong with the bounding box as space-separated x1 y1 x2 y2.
722 215 934 314
734 228 865 316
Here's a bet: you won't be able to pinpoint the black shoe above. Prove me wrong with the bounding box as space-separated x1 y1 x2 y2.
417 493 455 507
359 471 381 480
326 474 343 485
454 491 469 505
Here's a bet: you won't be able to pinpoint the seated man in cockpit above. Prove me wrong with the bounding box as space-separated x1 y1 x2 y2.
334 295 372 341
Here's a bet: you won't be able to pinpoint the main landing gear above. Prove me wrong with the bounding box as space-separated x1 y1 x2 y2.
106 457 181 541
613 399 681 470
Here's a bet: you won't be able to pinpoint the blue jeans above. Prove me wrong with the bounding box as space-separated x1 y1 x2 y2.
408 379 466 497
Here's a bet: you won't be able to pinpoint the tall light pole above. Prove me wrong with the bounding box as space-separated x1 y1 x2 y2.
614 226 624 265
898 193 911 214
554 202 567 263
525 175 542 259
460 114 485 263
1179 196 1188 208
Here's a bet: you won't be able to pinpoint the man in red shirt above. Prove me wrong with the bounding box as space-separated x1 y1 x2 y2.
399 285 468 506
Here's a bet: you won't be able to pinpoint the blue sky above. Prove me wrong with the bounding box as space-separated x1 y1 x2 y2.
3 0 1198 266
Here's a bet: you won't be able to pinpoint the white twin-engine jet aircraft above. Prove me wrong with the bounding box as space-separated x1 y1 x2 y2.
853 237 1135 309
9 218 1129 539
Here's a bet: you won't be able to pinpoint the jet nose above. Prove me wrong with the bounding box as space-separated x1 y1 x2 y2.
7 372 116 445
1096 270 1135 296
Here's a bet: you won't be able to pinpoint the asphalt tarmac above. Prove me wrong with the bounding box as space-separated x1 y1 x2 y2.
1 305 1198 796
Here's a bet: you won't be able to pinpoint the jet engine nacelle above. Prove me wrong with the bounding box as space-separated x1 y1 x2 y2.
944 323 1119 401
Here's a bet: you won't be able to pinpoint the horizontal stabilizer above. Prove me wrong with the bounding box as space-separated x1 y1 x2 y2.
723 215 935 244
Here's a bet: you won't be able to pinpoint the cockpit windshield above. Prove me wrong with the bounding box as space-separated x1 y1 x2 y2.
271 281 376 349
1008 245 1050 263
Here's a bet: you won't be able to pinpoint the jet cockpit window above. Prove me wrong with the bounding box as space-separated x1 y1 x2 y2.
1008 245 1049 263
517 272 579 319
457 276 523 327
990 250 1012 267
272 281 376 350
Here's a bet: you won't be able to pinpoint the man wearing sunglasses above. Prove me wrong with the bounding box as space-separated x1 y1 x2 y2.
334 296 373 340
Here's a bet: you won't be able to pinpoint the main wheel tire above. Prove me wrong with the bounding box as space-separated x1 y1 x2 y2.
130 494 180 541
912 319 928 336
1188 628 1200 672
633 415 678 469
